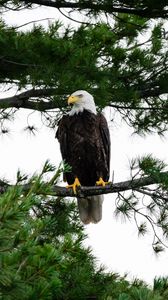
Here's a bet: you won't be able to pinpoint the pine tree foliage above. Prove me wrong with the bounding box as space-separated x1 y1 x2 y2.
0 163 109 299
0 1 168 297
1 164 168 299
114 155 168 252
0 4 168 133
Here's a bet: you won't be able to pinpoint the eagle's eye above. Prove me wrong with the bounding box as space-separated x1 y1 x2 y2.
77 94 83 98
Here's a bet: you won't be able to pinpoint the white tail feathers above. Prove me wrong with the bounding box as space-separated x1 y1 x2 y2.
77 195 104 224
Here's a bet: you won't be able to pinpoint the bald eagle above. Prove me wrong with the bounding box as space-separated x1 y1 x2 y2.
56 90 110 224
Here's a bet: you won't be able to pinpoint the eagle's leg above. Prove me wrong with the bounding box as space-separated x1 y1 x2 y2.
66 177 81 194
96 177 109 187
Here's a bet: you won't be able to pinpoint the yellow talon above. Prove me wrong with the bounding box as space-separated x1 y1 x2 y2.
66 177 81 194
96 177 109 187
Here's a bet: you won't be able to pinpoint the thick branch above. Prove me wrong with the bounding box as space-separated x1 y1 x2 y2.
0 87 168 112
0 88 66 111
23 0 168 18
1 171 168 198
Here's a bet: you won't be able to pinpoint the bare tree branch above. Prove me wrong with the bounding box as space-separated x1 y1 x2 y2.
13 17 55 29
0 88 67 111
0 87 168 112
1 171 168 198
23 0 168 18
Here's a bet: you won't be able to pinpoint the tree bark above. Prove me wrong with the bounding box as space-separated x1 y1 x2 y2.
23 0 168 18
0 87 167 112
1 171 168 198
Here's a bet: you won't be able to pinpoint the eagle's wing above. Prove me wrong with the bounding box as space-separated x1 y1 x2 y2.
55 116 69 181
98 113 111 180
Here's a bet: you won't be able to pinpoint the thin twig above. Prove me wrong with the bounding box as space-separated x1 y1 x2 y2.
13 18 55 29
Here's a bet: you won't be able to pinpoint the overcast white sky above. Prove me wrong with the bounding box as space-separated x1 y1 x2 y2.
1 6 168 285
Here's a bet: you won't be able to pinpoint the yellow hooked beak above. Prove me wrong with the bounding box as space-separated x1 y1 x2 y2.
67 95 79 105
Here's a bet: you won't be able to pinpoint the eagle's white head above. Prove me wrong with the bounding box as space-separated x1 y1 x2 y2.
68 90 97 116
